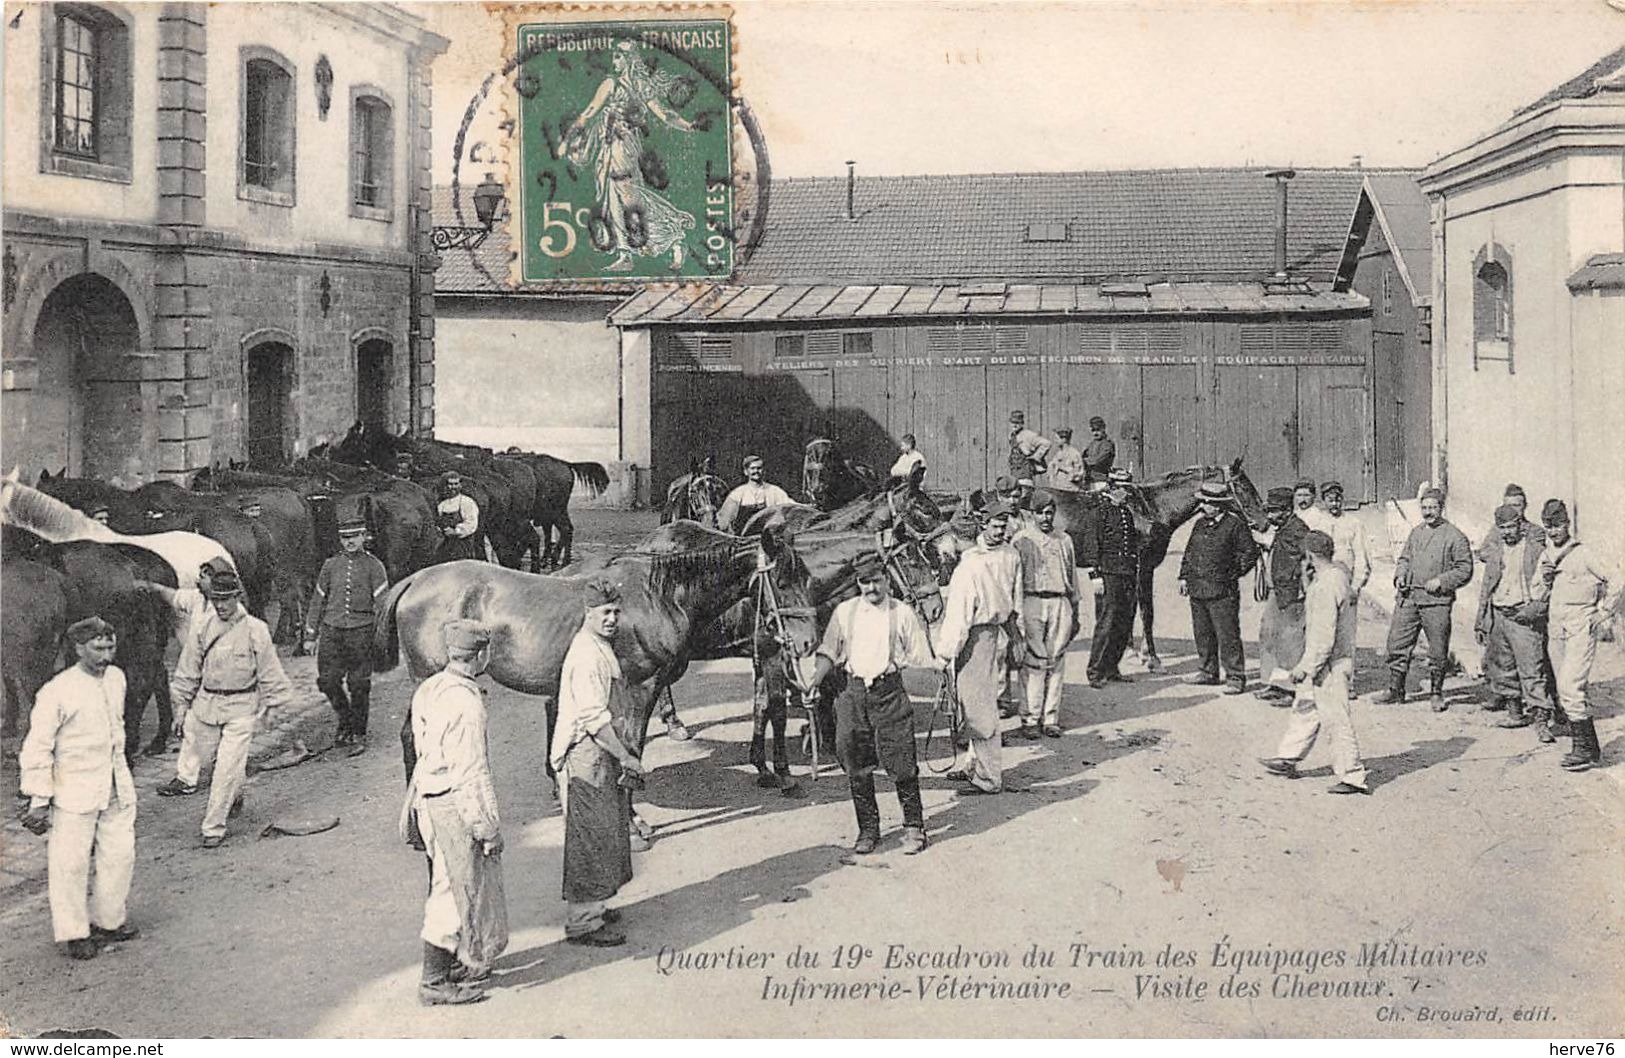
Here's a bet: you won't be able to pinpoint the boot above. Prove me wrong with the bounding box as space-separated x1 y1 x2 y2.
1374 672 1407 704
1532 708 1556 743
1429 672 1447 713
1549 703 1572 738
419 942 485 1005
1560 718 1601 772
1496 698 1532 729
849 774 880 853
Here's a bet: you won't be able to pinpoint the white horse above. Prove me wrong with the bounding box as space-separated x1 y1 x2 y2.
0 472 233 590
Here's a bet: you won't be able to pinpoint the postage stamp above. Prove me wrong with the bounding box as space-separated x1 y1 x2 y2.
501 10 740 283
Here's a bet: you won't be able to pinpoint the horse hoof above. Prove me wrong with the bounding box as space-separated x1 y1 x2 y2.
755 772 778 789
1145 656 1164 673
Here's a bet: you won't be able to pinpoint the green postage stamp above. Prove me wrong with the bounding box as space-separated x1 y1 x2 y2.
512 18 735 282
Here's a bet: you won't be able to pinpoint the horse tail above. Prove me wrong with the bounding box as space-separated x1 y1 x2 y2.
373 575 414 674
569 462 609 498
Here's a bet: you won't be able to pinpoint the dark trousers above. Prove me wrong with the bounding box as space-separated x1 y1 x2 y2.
1484 608 1550 708
1385 601 1452 679
1087 573 1138 680
317 624 375 736
833 673 923 834
1189 592 1245 686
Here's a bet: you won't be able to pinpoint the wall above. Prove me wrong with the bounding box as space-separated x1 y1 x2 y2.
1569 287 1625 563
1352 220 1431 500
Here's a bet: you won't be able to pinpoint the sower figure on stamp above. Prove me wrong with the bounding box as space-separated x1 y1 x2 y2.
169 570 297 847
1531 499 1621 773
553 578 645 947
401 619 508 1004
1376 487 1473 711
807 551 937 855
19 617 141 961
937 501 1025 794
435 472 484 564
1081 469 1140 688
1179 482 1261 694
305 516 389 756
1012 490 1081 739
1259 531 1370 795
1474 503 1550 733
1255 487 1309 705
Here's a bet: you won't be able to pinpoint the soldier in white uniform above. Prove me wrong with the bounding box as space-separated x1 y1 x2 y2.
1012 491 1081 739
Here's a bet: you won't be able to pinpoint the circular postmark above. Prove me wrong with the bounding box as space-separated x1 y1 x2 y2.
444 15 770 290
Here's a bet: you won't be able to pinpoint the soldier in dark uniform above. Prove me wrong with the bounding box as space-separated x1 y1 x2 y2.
305 517 391 754
1179 481 1262 694
1256 487 1310 704
1081 469 1140 687
1082 416 1116 488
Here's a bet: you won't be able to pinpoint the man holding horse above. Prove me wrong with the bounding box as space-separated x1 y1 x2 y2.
403 618 508 1004
305 517 390 755
1081 469 1141 688
169 570 298 847
1012 491 1081 739
19 616 141 961
435 471 484 563
554 579 645 947
716 455 795 535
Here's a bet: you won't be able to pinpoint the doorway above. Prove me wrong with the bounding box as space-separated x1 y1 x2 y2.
245 342 293 468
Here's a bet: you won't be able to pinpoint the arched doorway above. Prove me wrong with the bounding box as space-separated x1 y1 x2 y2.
29 274 143 479
356 338 393 430
245 342 293 468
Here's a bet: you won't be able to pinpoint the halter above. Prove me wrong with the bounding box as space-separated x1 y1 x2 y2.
875 526 944 630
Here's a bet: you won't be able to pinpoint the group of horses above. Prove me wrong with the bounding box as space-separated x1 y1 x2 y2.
0 423 610 756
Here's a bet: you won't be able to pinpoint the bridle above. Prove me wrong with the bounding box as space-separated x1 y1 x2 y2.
748 547 824 778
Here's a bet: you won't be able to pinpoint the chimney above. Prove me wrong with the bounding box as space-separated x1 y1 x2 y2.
1264 169 1296 280
846 160 856 221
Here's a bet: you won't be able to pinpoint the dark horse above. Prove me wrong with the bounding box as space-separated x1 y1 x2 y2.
1 553 70 752
374 525 819 785
802 438 882 510
936 459 1267 672
662 460 727 528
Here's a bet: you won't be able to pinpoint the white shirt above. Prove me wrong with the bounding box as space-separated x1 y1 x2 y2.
717 481 795 531
935 539 1024 659
818 595 934 679
553 627 622 771
890 450 926 479
20 665 136 813
1323 512 1371 593
438 493 480 538
1298 506 1334 535
1491 539 1530 607
410 667 500 839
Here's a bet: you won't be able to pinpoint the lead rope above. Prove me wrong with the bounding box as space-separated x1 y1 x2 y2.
753 560 822 781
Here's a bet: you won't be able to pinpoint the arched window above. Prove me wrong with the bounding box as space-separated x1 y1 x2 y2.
350 87 394 220
39 3 133 182
1472 245 1514 372
239 47 296 204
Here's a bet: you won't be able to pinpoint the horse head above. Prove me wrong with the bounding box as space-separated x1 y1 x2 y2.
689 474 725 528
802 438 834 508
753 526 819 667
1223 457 1270 531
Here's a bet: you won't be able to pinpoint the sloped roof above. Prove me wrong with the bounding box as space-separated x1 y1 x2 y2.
1512 44 1625 119
737 168 1384 286
1361 171 1430 305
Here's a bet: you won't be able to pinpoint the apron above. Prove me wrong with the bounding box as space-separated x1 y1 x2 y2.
561 677 635 903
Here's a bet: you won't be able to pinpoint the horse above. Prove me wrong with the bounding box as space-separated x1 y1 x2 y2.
932 459 1268 672
0 473 230 590
662 466 727 529
802 438 881 510
374 525 820 786
1 555 70 752
501 448 610 570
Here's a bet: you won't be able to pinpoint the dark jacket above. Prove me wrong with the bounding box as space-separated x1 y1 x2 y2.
1395 519 1474 607
1079 498 1139 577
1179 510 1261 600
1268 516 1309 607
1475 530 1546 634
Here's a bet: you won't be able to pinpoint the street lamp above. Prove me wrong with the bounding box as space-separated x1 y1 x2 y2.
431 172 506 252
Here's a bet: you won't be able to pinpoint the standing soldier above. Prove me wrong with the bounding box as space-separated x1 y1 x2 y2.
1256 487 1310 704
1293 478 1331 535
1082 417 1116 489
716 455 794 535
1532 499 1620 772
19 617 141 960
1012 491 1081 739
1048 428 1086 493
889 433 927 488
1376 487 1474 711
553 579 645 946
1475 503 1550 732
807 552 938 854
1480 484 1543 556
402 619 507 1004
1179 482 1261 694
937 502 1025 794
305 517 390 755
145 555 235 763
169 570 298 848
1318 482 1371 608
435 472 484 563
1007 411 1051 481
1259 531 1370 794
1081 469 1140 688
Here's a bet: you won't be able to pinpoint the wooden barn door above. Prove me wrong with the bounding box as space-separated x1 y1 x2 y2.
1140 364 1202 476
1298 366 1372 500
1215 364 1297 490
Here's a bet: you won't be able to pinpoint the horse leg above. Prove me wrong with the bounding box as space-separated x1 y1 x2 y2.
122 674 148 767
770 684 801 796
749 669 773 786
555 509 575 568
147 664 174 756
1136 564 1162 672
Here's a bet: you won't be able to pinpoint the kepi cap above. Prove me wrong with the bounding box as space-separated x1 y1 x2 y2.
199 556 234 579
205 570 243 599
1494 504 1523 526
1030 489 1057 511
1421 487 1445 503
66 615 116 644
338 517 367 535
983 499 1014 521
1089 416 1106 430
1293 478 1317 494
1320 481 1344 497
1541 498 1569 526
992 475 1015 492
1265 487 1294 510
1008 410 1025 425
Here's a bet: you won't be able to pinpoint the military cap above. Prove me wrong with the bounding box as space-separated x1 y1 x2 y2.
1302 530 1335 559
1421 487 1445 503
1503 483 1526 499
199 555 235 579
1089 416 1106 430
1265 487 1294 511
583 577 621 608
1195 481 1232 502
443 619 491 653
992 475 1016 492
983 499 1015 521
949 506 982 537
1494 504 1523 526
338 517 368 535
1320 481 1344 497
742 454 764 469
1292 478 1317 494
853 551 887 581
440 470 462 486
66 615 116 644
1056 427 1073 439
1541 499 1569 526
1009 410 1026 425
1107 468 1134 484
205 570 243 599
1031 489 1058 511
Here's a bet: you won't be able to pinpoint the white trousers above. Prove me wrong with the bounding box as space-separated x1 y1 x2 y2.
184 708 257 838
1022 596 1073 727
416 797 461 953
48 794 136 942
1548 630 1597 721
1275 660 1367 788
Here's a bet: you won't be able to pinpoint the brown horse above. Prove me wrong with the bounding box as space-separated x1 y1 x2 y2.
374 525 819 779
802 438 882 510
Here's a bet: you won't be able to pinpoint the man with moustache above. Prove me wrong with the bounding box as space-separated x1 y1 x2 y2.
1474 503 1550 732
1012 490 1081 739
1179 482 1261 694
1081 468 1141 688
1377 488 1473 711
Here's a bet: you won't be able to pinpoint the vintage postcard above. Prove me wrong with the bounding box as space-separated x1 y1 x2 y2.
1 0 1621 1044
